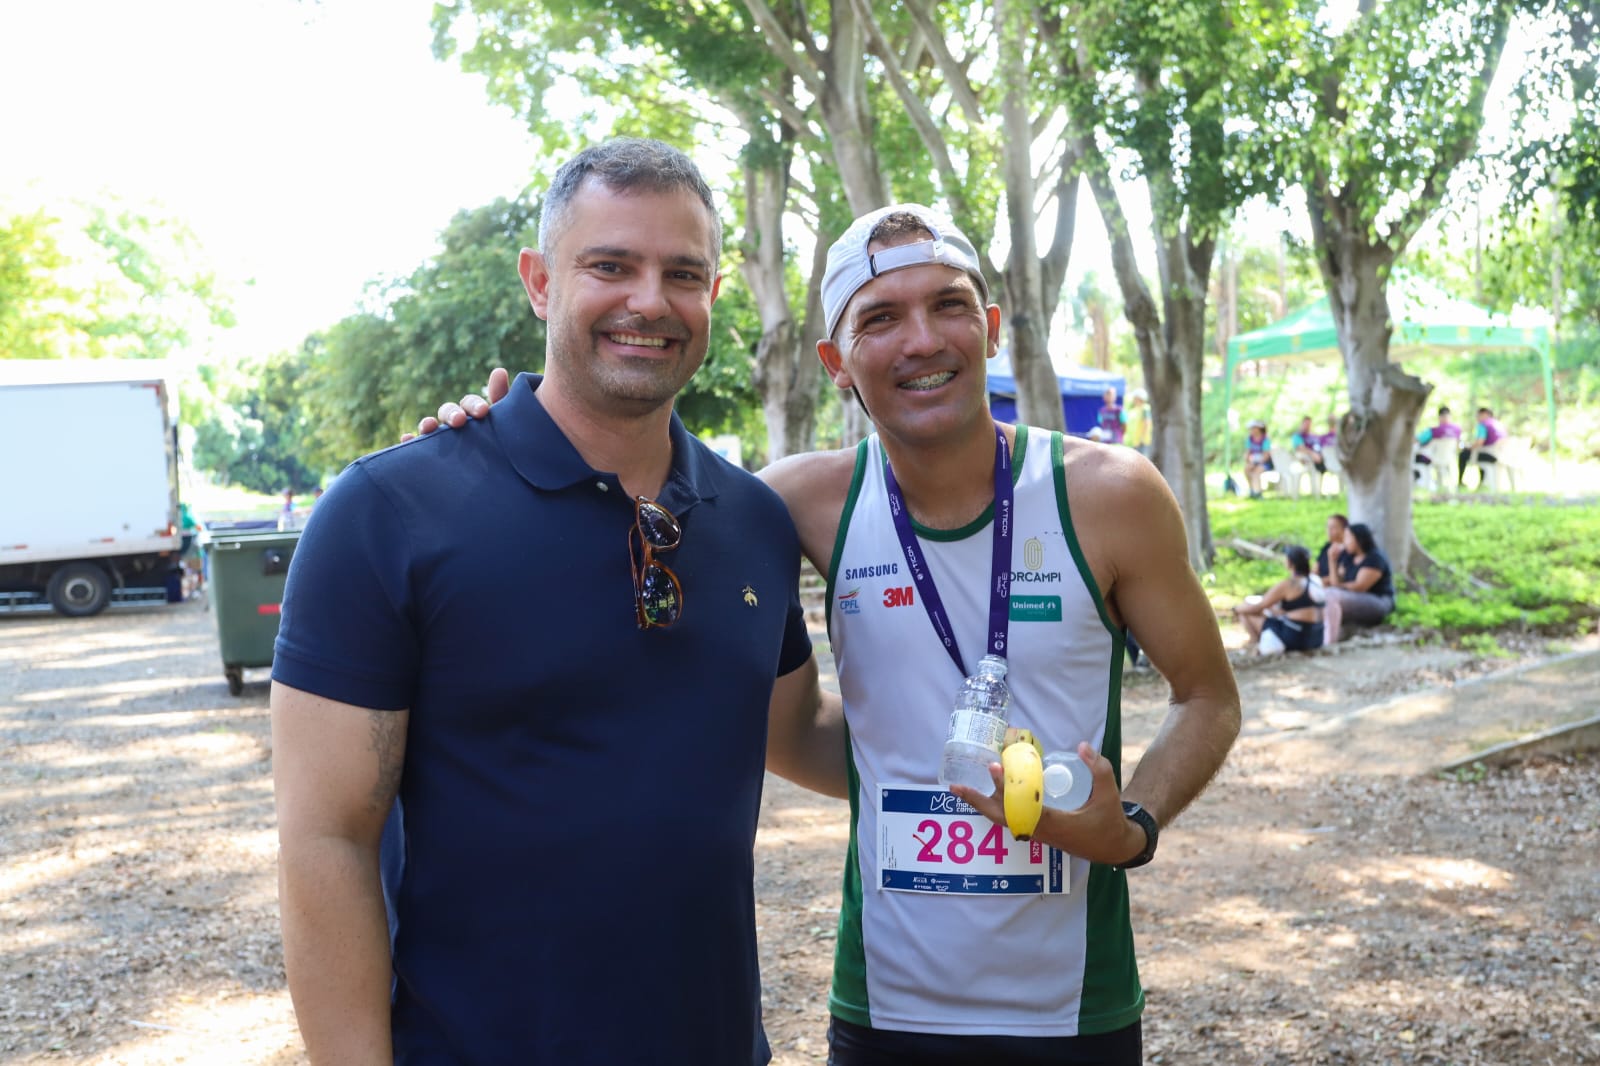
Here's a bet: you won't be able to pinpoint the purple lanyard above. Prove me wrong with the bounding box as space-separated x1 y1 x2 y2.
882 425 1013 677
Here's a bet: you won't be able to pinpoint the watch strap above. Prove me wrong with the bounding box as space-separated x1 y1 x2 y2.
1117 801 1159 869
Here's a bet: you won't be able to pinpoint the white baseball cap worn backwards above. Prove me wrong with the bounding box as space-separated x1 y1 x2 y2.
821 203 989 338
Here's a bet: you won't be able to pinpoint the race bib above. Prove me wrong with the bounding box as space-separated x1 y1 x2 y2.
878 784 1065 896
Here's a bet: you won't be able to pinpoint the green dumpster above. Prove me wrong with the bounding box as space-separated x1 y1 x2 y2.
206 526 301 695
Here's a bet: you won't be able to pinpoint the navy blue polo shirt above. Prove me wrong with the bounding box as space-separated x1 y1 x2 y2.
273 373 812 1065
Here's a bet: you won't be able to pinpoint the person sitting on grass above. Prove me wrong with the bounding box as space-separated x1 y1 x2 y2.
1243 420 1275 498
1232 545 1325 656
1322 521 1396 646
1314 513 1348 582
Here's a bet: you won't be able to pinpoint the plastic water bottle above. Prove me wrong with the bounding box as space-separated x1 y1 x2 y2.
937 655 1011 792
1042 749 1094 811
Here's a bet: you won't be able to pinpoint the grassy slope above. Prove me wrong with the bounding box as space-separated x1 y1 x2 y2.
1206 494 1600 637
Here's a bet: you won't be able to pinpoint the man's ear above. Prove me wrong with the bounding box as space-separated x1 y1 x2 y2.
709 272 722 305
518 249 552 320
816 338 853 389
986 303 1002 358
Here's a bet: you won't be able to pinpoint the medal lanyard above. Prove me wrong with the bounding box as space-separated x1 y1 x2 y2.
882 424 1013 677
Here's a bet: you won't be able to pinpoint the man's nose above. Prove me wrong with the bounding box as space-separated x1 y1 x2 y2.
626 274 671 319
899 309 941 356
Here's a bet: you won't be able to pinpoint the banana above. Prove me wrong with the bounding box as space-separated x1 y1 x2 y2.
1001 728 1045 841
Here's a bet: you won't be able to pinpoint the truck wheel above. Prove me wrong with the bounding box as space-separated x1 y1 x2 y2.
47 563 112 617
226 666 244 696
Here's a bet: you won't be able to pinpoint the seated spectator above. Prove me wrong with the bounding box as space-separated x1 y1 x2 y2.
1097 386 1125 443
1322 521 1396 645
1317 414 1339 455
1232 545 1325 655
1458 406 1508 488
1243 420 1275 498
1314 513 1348 581
1413 405 1462 480
1289 415 1326 475
1124 388 1150 455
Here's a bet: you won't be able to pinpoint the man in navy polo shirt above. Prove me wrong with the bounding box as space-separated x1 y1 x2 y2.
270 139 842 1064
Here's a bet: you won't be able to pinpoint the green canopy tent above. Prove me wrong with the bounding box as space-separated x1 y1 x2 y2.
1222 276 1555 478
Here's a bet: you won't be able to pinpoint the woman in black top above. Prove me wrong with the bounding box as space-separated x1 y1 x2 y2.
1322 522 1395 644
1233 545 1325 653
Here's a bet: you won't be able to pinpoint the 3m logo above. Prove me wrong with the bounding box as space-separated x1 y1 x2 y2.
882 586 915 608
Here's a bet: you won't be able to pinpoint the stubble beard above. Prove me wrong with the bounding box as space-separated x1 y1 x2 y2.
546 313 706 415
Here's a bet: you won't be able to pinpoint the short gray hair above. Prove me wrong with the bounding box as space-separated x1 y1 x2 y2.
538 138 722 264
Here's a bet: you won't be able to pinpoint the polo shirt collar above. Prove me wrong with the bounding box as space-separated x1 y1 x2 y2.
495 372 722 512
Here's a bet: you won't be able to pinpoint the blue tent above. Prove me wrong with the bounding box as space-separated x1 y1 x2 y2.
986 354 1125 435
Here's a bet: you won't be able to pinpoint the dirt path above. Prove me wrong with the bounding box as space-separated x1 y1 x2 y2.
1 603 1595 1064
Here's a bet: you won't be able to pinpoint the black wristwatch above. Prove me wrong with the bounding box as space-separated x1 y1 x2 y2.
1117 801 1159 869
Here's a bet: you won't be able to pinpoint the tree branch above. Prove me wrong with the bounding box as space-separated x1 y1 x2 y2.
742 0 824 95
1083 138 1160 334
755 84 812 135
851 0 967 215
1392 12 1515 244
1040 141 1081 301
903 0 983 123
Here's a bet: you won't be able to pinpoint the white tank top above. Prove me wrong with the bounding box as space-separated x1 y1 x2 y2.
824 425 1143 1036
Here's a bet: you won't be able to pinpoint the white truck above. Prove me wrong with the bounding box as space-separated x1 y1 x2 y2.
0 362 185 617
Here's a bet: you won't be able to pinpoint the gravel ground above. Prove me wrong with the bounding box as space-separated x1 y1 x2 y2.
1 600 1595 1064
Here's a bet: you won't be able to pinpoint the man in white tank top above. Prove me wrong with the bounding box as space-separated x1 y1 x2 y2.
425 203 1241 1065
759 205 1241 1065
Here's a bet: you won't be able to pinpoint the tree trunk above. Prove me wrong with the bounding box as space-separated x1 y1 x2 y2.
994 0 1065 433
739 130 816 465
1089 300 1110 369
1308 195 1429 574
743 0 884 446
1086 152 1214 569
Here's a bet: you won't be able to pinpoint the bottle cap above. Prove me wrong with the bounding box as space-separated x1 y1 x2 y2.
1042 751 1093 810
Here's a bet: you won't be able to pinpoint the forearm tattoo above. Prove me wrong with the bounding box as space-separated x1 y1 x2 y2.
366 710 405 812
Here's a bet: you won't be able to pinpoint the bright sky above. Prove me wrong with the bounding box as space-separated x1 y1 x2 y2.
1 0 1551 373
2 0 542 362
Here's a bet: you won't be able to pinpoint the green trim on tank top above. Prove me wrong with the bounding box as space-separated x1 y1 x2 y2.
875 423 1030 543
824 439 874 638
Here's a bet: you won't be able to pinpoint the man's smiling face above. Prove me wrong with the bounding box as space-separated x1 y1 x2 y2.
521 178 721 415
819 230 999 447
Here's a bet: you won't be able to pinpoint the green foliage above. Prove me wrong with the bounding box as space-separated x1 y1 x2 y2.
1439 760 1489 784
1207 495 1600 639
294 198 545 469
190 350 322 496
676 277 775 464
0 209 72 359
0 198 233 362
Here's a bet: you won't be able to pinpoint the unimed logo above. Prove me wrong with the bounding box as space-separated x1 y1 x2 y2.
882 585 915 608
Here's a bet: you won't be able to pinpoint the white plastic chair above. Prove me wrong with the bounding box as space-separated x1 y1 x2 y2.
1318 447 1347 497
1281 451 1321 499
1478 439 1522 492
1421 436 1456 494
